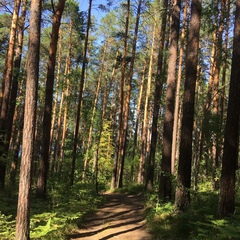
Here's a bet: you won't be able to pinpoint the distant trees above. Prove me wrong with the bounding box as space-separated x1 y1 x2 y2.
71 0 92 186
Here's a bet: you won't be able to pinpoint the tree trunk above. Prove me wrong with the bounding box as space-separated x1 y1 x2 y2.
175 0 202 211
171 0 188 175
0 0 21 189
218 0 240 218
10 107 24 185
138 16 156 185
71 0 92 186
118 0 141 188
83 41 107 181
110 0 130 190
15 0 42 238
54 21 72 173
58 37 72 173
132 58 147 181
159 0 181 200
49 29 63 171
146 0 168 191
37 0 66 197
6 0 27 152
220 0 230 122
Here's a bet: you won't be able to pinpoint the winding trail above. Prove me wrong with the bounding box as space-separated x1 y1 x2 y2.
68 193 152 240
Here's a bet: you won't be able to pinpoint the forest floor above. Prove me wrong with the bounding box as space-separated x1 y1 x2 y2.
66 192 152 240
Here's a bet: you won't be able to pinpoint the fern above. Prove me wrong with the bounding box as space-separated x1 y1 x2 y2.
31 218 52 238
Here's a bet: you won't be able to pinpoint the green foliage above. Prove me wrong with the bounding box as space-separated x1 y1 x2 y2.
98 120 114 182
0 13 11 51
0 182 105 239
112 184 145 195
0 212 15 239
146 183 240 240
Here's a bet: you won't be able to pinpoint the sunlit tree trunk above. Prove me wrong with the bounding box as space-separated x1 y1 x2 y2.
218 0 240 218
71 0 92 186
0 0 21 189
53 21 72 173
58 30 72 173
1 0 20 109
15 0 42 238
118 0 142 188
49 29 63 166
138 16 156 185
132 58 147 180
175 0 202 211
94 53 116 191
37 0 66 197
6 0 27 186
111 1 130 190
6 0 27 152
159 0 181 200
210 0 224 190
146 0 168 191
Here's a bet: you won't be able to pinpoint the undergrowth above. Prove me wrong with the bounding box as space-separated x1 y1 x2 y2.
112 184 145 194
0 180 106 240
145 183 240 240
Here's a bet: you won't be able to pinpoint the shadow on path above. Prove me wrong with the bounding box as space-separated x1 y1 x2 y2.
66 193 152 240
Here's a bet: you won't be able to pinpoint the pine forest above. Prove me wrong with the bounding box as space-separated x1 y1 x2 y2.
0 0 240 239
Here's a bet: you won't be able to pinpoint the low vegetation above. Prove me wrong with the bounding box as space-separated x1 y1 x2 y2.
145 182 240 240
1 180 240 239
0 180 105 240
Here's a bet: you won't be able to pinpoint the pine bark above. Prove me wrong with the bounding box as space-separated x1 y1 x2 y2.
171 0 188 174
0 0 21 189
132 58 147 180
6 0 27 152
175 0 202 211
218 0 240 218
15 0 42 238
138 16 156 185
159 0 181 200
110 1 130 190
49 29 63 172
37 0 66 197
146 0 168 191
118 0 141 188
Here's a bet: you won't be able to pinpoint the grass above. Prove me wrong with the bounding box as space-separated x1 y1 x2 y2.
145 183 240 240
0 180 106 240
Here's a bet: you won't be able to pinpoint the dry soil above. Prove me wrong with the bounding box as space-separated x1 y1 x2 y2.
67 192 152 240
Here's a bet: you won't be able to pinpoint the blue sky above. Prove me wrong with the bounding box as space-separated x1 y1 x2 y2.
79 0 109 22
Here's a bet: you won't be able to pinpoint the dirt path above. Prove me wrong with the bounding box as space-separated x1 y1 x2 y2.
67 193 152 240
